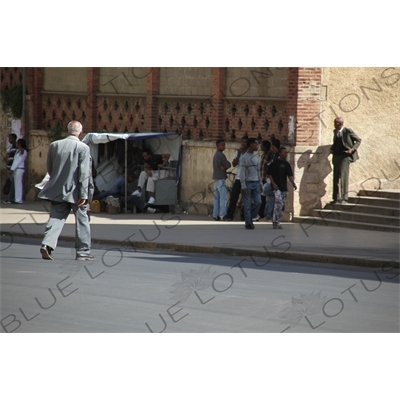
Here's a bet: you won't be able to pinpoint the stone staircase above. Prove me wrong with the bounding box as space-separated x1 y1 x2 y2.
293 189 400 232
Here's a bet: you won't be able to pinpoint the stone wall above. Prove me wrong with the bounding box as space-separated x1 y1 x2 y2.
43 68 87 92
159 68 212 96
226 67 287 98
99 68 147 95
291 67 400 216
321 67 400 198
0 103 11 200
180 140 236 216
179 139 294 221
25 130 50 201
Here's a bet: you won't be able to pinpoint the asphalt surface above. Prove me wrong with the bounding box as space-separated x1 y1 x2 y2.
1 238 399 333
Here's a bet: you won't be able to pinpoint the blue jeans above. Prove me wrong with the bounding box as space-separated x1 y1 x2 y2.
213 179 227 218
93 190 113 201
242 181 261 226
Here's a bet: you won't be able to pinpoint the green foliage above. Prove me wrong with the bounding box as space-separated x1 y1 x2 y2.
1 85 23 119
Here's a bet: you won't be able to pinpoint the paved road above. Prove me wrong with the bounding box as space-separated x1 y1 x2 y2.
1 238 399 333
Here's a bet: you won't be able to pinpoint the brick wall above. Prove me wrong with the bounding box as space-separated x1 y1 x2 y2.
17 67 291 142
0 66 305 214
286 67 324 216
287 67 322 147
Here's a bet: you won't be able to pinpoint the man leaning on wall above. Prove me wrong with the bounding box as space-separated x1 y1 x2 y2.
329 117 362 204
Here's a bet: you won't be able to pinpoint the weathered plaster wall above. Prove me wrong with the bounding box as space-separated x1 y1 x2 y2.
159 68 213 96
99 68 147 95
180 140 237 216
43 68 87 92
321 67 400 197
293 67 400 216
179 139 294 221
25 130 50 201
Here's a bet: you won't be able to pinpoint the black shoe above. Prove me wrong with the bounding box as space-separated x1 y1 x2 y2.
213 216 221 221
76 254 96 261
245 223 255 230
222 215 233 221
330 200 339 204
40 245 54 260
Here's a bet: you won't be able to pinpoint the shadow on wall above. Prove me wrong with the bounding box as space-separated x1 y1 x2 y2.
297 146 332 216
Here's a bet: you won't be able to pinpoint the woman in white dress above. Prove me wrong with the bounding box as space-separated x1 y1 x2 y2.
10 138 28 204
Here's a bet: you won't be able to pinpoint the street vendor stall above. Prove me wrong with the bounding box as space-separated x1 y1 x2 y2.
82 132 182 213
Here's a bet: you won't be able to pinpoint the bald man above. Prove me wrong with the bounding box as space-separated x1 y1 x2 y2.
38 120 94 261
329 117 362 204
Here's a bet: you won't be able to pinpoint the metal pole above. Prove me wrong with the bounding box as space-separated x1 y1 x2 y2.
22 67 26 137
125 139 127 213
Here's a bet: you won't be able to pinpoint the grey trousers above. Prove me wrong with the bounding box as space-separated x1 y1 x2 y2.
333 155 351 201
42 201 91 256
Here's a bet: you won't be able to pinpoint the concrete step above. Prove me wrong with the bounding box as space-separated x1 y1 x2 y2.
311 209 400 227
358 189 400 200
294 189 400 232
324 202 400 217
348 196 400 209
292 216 400 233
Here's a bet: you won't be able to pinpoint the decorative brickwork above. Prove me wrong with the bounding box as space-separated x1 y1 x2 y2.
41 94 88 133
0 67 23 91
7 67 292 142
156 98 214 140
223 99 287 143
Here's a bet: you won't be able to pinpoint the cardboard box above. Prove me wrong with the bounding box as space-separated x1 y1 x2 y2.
106 205 120 214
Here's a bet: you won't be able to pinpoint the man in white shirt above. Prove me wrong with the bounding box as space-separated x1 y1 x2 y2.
239 138 262 229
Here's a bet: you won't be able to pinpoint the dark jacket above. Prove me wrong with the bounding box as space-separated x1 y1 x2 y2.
330 127 362 163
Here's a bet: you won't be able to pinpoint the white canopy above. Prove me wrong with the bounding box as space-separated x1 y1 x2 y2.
82 132 182 212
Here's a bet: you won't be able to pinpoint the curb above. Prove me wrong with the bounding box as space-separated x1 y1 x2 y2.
3 231 399 270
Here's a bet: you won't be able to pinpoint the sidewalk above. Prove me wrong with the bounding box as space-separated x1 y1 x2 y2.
1 201 399 269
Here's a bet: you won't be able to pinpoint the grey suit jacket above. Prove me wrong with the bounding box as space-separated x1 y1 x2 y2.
39 135 91 204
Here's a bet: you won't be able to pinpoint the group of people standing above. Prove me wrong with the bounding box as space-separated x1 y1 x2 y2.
212 116 361 229
1 116 360 262
212 136 296 229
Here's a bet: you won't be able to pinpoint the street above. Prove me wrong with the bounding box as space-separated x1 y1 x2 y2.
1 237 399 333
